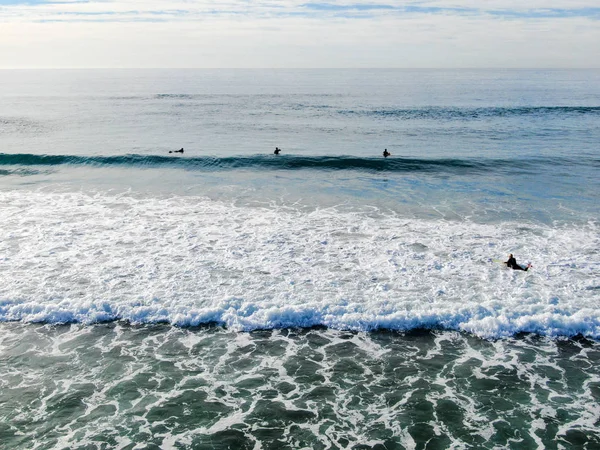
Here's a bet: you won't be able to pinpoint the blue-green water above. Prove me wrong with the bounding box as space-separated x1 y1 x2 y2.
2 324 599 449
0 69 599 448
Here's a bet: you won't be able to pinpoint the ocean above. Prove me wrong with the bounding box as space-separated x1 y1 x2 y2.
0 69 599 449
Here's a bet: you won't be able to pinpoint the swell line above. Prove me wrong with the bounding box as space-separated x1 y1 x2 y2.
0 153 592 174
338 106 600 120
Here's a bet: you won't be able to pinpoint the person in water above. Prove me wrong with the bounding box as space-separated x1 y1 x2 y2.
274 147 281 155
505 254 531 271
383 149 391 158
169 148 184 154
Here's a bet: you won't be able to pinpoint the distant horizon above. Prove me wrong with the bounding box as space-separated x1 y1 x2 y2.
1 67 599 70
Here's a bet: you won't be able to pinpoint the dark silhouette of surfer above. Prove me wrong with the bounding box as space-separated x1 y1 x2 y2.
169 148 184 154
383 149 391 158
505 254 531 271
274 147 281 155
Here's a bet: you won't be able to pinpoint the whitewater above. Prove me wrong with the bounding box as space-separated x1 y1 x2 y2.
0 188 599 338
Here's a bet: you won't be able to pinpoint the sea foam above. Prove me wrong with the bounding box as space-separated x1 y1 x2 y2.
0 190 598 338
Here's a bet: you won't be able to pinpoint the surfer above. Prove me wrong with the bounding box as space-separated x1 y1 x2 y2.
169 148 184 154
274 147 281 155
383 149 391 158
505 254 531 271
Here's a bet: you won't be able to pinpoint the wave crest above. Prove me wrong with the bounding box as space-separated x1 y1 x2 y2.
0 153 593 174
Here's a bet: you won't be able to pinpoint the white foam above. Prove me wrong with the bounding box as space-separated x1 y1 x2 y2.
0 190 598 339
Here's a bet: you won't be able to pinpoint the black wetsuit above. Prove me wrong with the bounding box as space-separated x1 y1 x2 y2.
506 257 528 271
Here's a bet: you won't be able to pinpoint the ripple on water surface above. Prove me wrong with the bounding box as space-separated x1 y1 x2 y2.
1 323 599 449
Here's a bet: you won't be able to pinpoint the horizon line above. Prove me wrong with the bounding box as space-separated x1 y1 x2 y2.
1 67 599 70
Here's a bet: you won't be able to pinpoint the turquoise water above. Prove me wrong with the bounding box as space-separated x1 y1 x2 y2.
0 69 599 448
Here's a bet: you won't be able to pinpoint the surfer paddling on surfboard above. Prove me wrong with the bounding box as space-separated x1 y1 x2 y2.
505 254 531 271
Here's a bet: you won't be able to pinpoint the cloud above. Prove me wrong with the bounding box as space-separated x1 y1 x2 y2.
2 0 600 22
0 0 599 67
301 3 395 12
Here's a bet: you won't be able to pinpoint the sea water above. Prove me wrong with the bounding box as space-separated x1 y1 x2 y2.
0 69 599 449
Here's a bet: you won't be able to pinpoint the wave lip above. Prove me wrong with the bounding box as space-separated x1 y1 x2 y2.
0 153 584 174
2 301 600 340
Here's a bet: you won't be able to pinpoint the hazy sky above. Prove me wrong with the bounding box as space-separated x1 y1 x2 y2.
0 0 599 68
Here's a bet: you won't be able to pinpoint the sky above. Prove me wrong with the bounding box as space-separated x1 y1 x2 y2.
0 0 599 68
